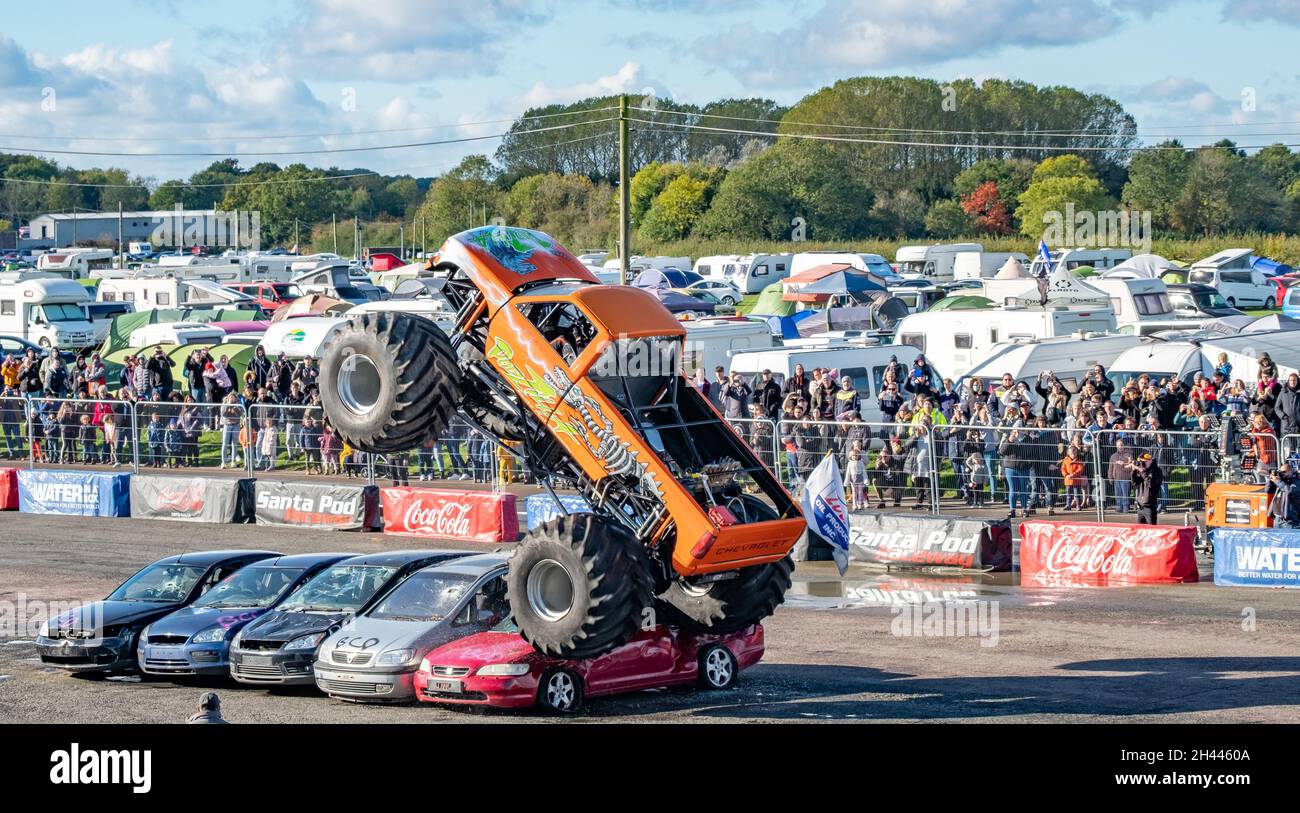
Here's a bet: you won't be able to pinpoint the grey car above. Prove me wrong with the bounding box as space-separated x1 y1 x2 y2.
313 553 510 702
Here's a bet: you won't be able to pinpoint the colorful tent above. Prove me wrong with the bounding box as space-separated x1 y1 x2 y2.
750 281 797 316
928 295 996 311
101 308 260 356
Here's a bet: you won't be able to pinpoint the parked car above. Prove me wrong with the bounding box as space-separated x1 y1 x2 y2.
415 620 765 714
688 279 744 306
228 550 467 687
228 282 304 312
36 551 279 675
1166 283 1245 319
313 553 510 702
137 553 352 678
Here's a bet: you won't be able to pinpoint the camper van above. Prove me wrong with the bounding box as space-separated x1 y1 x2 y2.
1106 342 1203 391
894 243 982 283
790 251 898 281
83 301 136 345
1029 247 1132 276
602 255 692 274
680 317 775 375
697 253 794 294
129 323 226 348
96 278 256 312
961 334 1144 406
728 343 939 424
293 263 384 303
347 299 458 334
35 248 115 280
952 251 1030 281
1188 249 1274 308
1086 277 1204 336
259 316 347 359
0 277 97 349
894 306 1119 380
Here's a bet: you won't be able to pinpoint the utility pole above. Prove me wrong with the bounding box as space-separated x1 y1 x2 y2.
420 217 426 257
294 219 299 251
618 94 631 285
117 202 123 269
400 224 405 260
332 213 338 255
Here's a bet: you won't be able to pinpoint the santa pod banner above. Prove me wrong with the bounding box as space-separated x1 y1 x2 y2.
1019 520 1199 586
381 488 518 543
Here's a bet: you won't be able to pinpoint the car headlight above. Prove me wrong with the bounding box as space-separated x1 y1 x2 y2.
191 627 227 644
37 620 50 638
477 663 531 677
376 648 415 666
230 629 244 649
284 633 325 651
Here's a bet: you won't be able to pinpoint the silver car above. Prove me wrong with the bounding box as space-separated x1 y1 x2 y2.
313 553 510 702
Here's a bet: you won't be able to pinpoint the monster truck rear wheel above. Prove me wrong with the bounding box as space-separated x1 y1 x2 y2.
656 495 794 633
318 311 462 453
507 514 654 659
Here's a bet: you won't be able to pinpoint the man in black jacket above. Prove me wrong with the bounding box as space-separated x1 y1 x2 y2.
1130 452 1163 525
755 369 782 421
1267 463 1300 529
248 346 273 390
146 347 175 399
1276 373 1300 437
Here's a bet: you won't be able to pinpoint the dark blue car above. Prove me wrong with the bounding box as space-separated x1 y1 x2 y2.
137 553 355 678
36 550 279 676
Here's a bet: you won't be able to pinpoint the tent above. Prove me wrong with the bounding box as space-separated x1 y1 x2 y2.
101 308 261 356
99 342 255 395
1102 253 1181 280
270 294 350 322
1253 257 1295 278
784 269 886 301
750 282 797 317
781 263 884 302
1004 266 1111 309
928 295 996 311
994 257 1029 279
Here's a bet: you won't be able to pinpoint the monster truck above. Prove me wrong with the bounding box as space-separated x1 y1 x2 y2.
317 226 806 658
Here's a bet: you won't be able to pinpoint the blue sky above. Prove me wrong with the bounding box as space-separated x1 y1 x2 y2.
2 0 1299 182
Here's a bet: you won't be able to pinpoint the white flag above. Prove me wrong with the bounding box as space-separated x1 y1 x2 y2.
801 453 850 575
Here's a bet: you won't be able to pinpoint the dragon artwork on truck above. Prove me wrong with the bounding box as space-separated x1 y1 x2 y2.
318 225 805 658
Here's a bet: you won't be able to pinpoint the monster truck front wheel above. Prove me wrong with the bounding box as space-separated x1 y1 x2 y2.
318 311 462 453
656 495 794 633
507 514 654 659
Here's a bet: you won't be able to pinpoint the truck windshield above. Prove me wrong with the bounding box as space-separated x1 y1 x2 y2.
41 303 88 322
897 261 927 276
1188 270 1213 285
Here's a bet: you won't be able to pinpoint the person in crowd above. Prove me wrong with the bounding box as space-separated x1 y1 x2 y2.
257 417 277 471
1276 372 1300 438
320 421 339 475
1214 352 1232 381
145 412 164 467
845 448 867 511
292 356 320 395
749 404 774 469
708 366 727 412
869 439 903 509
722 371 752 420
963 431 987 508
78 413 96 464
164 418 182 468
1250 412 1278 483
783 363 810 404
755 369 782 421
187 692 229 725
1267 462 1300 529
690 368 711 402
301 415 322 474
999 426 1029 518
1130 451 1163 525
1107 438 1134 513
218 393 242 468
1061 446 1087 511
248 346 272 390
834 375 861 420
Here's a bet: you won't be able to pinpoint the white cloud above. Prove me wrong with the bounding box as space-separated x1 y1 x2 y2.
519 62 661 108
1221 0 1300 24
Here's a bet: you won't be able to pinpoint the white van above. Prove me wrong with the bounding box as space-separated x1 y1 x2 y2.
1188 250 1273 308
96 278 256 311
1087 277 1203 336
728 343 938 424
1029 247 1132 276
259 316 347 359
129 323 226 348
894 306 1119 380
952 251 1030 281
790 251 898 281
0 277 97 349
35 248 115 280
681 317 775 375
894 243 982 283
961 333 1144 407
693 255 743 280
1106 342 1203 391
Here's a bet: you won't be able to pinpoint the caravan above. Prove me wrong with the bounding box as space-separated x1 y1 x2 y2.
0 277 97 349
1087 277 1201 335
696 253 793 294
894 243 982 283
680 317 775 375
95 278 257 312
1029 247 1132 276
35 248 115 280
952 251 1030 281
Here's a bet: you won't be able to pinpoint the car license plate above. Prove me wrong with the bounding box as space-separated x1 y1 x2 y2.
430 679 462 694
151 647 185 660
243 655 272 667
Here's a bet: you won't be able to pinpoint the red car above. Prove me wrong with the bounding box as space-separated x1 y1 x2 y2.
415 620 765 714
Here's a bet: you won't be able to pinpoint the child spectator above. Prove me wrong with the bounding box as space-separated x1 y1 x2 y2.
320 422 338 475
1061 446 1086 510
964 448 987 507
845 449 867 511
257 418 277 471
301 416 322 474
146 413 164 467
78 414 96 464
164 419 181 468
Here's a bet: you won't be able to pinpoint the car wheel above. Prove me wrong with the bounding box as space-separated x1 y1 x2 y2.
38 337 51 349
537 668 584 714
1266 297 1276 309
1227 297 1236 308
723 296 738 306
697 644 738 690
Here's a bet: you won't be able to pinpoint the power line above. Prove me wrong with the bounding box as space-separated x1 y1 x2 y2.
0 117 616 158
0 106 619 144
630 118 1300 152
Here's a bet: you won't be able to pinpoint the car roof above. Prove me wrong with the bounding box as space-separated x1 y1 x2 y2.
411 552 510 578
251 552 356 569
333 549 470 568
168 550 280 567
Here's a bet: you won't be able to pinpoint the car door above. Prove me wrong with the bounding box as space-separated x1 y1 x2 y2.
580 626 674 695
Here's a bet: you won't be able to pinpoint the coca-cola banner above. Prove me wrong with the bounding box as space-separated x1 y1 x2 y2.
130 474 254 523
255 481 380 531
0 468 18 510
381 487 519 543
846 512 1013 571
1019 520 1199 587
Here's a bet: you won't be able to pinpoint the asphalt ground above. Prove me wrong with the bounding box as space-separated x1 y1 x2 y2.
1 513 1298 723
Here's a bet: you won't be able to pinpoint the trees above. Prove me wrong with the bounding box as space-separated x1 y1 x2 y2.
960 181 1013 235
409 155 503 246
1122 142 1191 230
503 172 614 248
1016 154 1113 239
641 175 712 242
924 199 974 239
698 139 873 240
1174 147 1286 235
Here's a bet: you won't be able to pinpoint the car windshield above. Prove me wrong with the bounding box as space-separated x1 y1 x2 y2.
277 565 399 612
271 284 303 299
192 567 305 609
41 304 88 322
367 571 477 622
108 563 208 602
1195 291 1229 309
1188 270 1214 285
492 616 520 634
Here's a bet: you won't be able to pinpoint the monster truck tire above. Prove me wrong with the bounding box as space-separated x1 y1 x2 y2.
655 495 794 633
318 311 462 453
507 513 654 659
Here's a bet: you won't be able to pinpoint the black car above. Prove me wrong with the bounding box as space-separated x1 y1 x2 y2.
229 550 468 686
1167 283 1246 319
36 550 279 675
